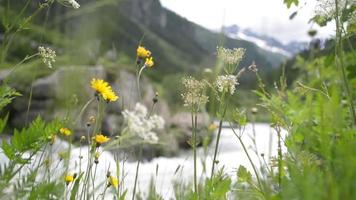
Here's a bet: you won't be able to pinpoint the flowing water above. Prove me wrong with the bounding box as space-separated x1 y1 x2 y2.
0 123 286 199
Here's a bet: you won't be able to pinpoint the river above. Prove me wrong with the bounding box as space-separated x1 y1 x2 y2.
0 123 286 199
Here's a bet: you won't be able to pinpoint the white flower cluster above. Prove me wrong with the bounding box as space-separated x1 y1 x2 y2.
217 47 245 65
181 77 209 110
68 0 80 9
57 0 80 9
38 46 56 68
122 103 165 143
215 75 238 95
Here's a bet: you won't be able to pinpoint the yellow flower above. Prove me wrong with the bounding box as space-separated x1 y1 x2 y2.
102 87 119 102
91 78 109 95
137 46 151 59
108 175 119 188
208 123 217 132
94 152 100 159
94 134 110 145
65 174 74 185
89 116 96 124
145 57 154 68
59 128 71 136
49 134 56 144
94 152 100 164
90 78 118 102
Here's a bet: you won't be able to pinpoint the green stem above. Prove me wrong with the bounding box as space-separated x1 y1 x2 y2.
230 124 264 195
192 113 198 195
132 146 142 200
101 186 109 200
334 0 356 125
210 103 228 178
3 53 39 82
136 65 146 101
1 2 48 63
92 163 98 200
276 126 282 188
210 119 223 178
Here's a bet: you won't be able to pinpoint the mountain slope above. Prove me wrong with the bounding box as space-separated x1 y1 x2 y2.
115 0 288 73
2 0 288 80
222 25 308 57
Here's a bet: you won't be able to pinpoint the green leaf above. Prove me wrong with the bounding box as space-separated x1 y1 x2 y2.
347 22 356 34
2 117 62 164
0 84 21 111
2 140 15 160
237 165 252 183
70 172 84 200
29 182 63 200
310 15 332 27
0 113 9 134
284 0 299 8
294 132 304 143
118 190 127 200
232 108 247 126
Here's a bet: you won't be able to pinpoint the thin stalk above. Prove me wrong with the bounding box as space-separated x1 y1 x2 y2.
79 127 92 200
230 124 264 194
136 65 146 101
1 3 47 63
132 146 142 200
72 98 95 126
276 126 282 188
210 103 228 178
3 53 39 82
92 163 98 200
192 112 198 195
334 0 356 125
210 119 223 178
101 186 109 200
81 98 103 200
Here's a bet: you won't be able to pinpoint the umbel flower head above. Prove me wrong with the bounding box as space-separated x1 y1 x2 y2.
181 76 209 111
217 46 245 66
38 46 56 68
57 0 80 9
215 75 238 95
137 46 151 59
90 78 118 102
59 127 71 136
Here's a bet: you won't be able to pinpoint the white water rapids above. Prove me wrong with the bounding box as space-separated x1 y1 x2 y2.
0 123 286 199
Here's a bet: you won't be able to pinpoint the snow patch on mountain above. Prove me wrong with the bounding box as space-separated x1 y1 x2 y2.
222 25 308 57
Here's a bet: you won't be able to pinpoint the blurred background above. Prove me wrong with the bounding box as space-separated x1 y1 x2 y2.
0 0 336 157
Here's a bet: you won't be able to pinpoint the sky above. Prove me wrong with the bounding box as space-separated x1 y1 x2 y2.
160 0 335 44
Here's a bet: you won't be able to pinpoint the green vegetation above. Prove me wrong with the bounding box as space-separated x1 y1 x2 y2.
0 0 355 199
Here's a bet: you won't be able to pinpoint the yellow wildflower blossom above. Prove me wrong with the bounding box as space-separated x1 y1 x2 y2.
103 87 119 102
49 134 56 144
91 78 109 95
59 128 71 136
65 174 74 185
89 116 96 124
108 175 119 188
94 134 110 145
145 57 154 68
208 123 217 132
90 78 118 102
137 46 151 59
